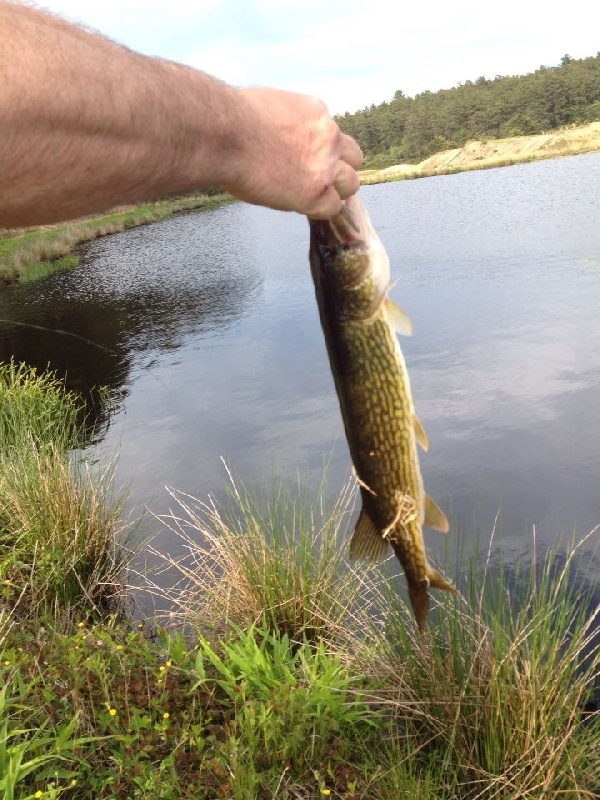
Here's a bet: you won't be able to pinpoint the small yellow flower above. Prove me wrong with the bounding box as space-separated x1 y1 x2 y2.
166 660 172 667
321 790 331 797
115 644 124 651
109 708 117 717
77 621 85 628
3 660 10 667
163 712 170 720
34 792 43 799
159 665 166 672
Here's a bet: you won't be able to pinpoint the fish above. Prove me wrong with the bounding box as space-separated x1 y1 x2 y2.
308 193 456 630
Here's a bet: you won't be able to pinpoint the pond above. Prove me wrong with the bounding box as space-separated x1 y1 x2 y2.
2 152 600 595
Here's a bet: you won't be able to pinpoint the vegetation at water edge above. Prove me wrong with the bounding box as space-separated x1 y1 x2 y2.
0 362 598 798
0 192 231 285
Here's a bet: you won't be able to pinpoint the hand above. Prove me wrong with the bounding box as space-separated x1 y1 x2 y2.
222 87 363 219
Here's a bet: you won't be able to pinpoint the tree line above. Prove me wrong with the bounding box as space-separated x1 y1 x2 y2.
336 53 600 168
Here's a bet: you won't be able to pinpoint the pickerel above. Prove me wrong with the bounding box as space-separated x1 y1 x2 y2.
308 194 456 630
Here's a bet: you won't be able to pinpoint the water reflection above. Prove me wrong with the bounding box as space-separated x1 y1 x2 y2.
0 205 261 439
1 155 600 581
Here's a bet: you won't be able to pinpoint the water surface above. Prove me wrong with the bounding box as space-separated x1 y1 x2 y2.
2 153 600 586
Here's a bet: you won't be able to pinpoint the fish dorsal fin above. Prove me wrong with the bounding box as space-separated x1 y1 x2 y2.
423 495 450 532
349 508 388 562
384 298 412 336
413 414 429 451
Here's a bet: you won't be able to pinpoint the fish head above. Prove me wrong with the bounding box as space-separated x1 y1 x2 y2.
309 194 390 321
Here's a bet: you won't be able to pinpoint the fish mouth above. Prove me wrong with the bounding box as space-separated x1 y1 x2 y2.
330 194 367 245
311 194 369 247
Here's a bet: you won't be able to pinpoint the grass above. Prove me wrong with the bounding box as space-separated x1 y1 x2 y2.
0 360 598 798
151 470 366 644
154 481 600 798
0 192 232 284
0 361 129 625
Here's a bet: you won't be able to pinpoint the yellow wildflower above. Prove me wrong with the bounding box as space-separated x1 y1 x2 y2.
109 708 117 717
163 712 170 720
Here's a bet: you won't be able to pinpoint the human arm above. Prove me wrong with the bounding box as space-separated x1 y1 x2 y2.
0 1 363 228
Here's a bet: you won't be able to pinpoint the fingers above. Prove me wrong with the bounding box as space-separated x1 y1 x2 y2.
339 132 364 170
306 154 362 220
334 160 361 200
306 185 343 220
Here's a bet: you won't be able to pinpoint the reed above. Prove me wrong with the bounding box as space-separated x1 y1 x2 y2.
150 470 368 645
154 475 600 798
0 361 129 624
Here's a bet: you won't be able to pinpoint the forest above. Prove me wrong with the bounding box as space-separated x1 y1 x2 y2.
336 53 600 168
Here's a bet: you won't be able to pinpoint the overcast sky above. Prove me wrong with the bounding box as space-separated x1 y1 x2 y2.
35 0 600 115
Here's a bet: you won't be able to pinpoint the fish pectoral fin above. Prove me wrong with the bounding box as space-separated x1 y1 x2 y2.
383 298 413 336
423 495 450 532
413 414 429 451
349 509 388 562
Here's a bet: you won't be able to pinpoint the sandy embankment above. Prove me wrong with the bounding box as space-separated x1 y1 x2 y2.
360 121 600 184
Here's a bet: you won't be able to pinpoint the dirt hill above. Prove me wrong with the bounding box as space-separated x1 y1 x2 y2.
360 121 600 184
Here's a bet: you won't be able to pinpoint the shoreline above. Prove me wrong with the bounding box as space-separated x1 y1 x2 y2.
1 364 598 798
0 192 233 285
359 120 600 184
2 122 599 285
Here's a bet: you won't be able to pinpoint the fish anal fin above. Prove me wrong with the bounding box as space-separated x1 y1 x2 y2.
384 298 412 336
427 567 458 595
423 495 450 532
349 508 388 562
413 414 429 451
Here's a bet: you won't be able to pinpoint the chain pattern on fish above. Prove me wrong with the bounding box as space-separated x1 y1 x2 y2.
308 194 457 630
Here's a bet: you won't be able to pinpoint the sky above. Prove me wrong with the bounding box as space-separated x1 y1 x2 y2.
33 0 600 115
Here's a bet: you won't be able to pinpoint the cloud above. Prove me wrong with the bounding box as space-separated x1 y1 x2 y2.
32 0 600 113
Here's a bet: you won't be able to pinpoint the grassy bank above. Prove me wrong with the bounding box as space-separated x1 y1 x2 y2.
1 363 599 798
0 193 232 285
360 121 600 185
0 361 128 624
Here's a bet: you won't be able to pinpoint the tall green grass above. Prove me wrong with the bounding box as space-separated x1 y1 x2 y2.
362 531 600 798
0 361 128 624
0 459 596 797
153 471 370 644
156 475 600 798
0 363 597 797
0 361 80 451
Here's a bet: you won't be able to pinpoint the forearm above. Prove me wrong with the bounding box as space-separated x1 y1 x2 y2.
0 1 246 226
0 2 362 228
